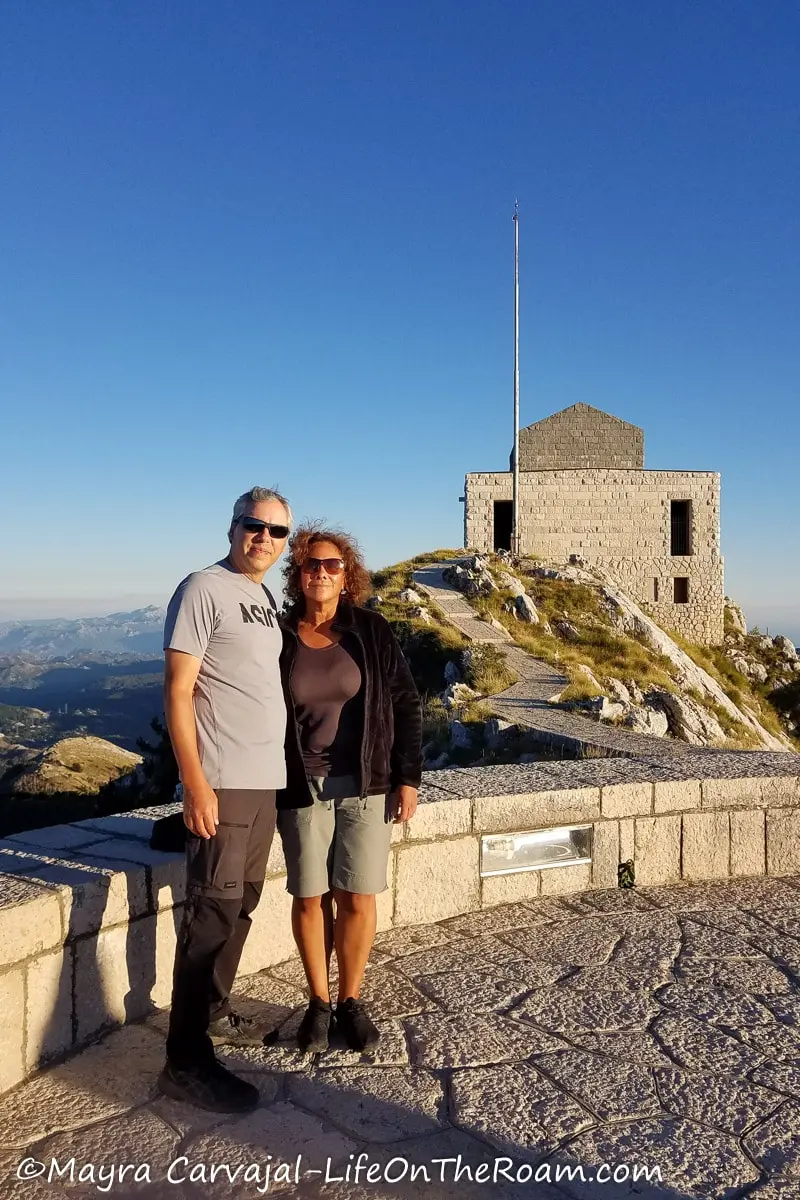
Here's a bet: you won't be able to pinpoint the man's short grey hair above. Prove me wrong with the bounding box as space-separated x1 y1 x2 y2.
230 486 293 531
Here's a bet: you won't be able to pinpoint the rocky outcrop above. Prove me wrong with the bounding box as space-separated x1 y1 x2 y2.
623 704 670 738
443 557 497 598
724 597 747 635
561 563 788 751
649 691 727 746
0 736 141 796
514 594 539 623
774 634 798 659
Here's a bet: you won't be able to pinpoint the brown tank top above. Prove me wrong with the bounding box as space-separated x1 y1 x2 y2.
290 636 364 777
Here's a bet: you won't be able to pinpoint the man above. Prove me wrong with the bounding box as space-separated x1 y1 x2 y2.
157 486 291 1113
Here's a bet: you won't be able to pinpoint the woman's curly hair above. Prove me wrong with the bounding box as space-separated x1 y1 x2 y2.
282 523 372 610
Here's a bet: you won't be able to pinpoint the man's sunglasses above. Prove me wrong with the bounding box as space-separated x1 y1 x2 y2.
239 518 290 539
301 557 345 574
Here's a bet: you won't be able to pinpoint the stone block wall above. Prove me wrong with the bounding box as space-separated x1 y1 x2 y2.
464 468 724 643
516 403 644 471
0 756 796 1095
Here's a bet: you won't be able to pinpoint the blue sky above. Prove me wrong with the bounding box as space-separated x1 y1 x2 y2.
1 1 798 639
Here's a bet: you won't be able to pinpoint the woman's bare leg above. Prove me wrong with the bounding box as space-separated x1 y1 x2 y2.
291 893 334 1000
332 889 376 1000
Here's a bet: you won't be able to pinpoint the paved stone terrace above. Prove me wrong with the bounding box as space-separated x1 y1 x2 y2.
412 565 792 766
3 877 800 1199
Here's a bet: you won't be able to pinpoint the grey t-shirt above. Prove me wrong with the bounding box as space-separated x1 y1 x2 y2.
163 560 286 790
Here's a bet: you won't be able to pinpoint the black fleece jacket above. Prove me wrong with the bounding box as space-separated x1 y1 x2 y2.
277 601 423 809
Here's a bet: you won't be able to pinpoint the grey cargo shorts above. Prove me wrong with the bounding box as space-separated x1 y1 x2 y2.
277 774 393 897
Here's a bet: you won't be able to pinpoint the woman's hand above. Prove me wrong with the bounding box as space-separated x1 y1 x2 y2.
391 785 418 823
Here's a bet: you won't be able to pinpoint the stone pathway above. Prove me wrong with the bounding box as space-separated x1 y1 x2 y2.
3 877 800 1198
413 565 752 764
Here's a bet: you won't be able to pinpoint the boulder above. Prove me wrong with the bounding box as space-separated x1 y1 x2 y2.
443 562 496 598
585 696 627 722
553 619 581 643
497 571 527 597
465 554 490 573
526 565 580 582
606 677 632 705
442 682 479 710
724 598 748 635
366 595 383 610
623 706 669 738
625 679 644 705
449 720 473 750
484 717 515 750
774 635 798 659
443 660 462 686
409 606 432 624
514 593 540 623
649 690 727 746
729 656 768 684
399 587 423 603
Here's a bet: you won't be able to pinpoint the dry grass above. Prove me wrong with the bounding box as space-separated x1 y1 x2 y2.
669 629 786 741
476 582 676 697
373 554 517 702
558 677 604 704
9 736 140 796
462 644 518 697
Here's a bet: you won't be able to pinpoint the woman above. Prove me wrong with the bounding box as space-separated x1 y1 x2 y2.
277 525 422 1053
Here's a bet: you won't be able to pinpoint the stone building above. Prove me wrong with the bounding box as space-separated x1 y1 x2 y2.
464 403 724 644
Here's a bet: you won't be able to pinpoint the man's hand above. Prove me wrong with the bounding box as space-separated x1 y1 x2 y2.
183 779 219 838
391 785 418 824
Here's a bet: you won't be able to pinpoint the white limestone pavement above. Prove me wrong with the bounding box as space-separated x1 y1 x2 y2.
2 877 800 1198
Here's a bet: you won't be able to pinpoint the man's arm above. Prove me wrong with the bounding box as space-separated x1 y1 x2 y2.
164 649 219 838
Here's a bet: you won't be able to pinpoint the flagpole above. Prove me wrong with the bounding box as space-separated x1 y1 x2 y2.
512 201 520 557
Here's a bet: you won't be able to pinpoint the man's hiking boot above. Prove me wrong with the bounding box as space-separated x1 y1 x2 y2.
336 997 380 1051
157 1058 259 1113
296 997 333 1053
208 1010 273 1048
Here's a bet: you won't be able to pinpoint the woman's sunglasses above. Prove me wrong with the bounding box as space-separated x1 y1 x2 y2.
240 518 290 539
301 557 345 575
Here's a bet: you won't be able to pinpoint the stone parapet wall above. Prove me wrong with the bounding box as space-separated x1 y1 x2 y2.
0 755 797 1095
464 468 724 643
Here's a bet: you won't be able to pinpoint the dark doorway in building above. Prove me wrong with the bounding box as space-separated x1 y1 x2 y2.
670 500 692 556
674 577 690 604
493 501 513 552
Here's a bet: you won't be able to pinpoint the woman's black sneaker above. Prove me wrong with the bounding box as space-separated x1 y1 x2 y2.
296 997 333 1052
157 1058 259 1113
336 998 380 1051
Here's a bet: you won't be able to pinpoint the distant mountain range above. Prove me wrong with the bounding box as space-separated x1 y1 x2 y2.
0 606 166 659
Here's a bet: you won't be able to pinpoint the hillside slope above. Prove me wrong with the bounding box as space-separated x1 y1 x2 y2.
0 735 141 796
371 550 796 757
